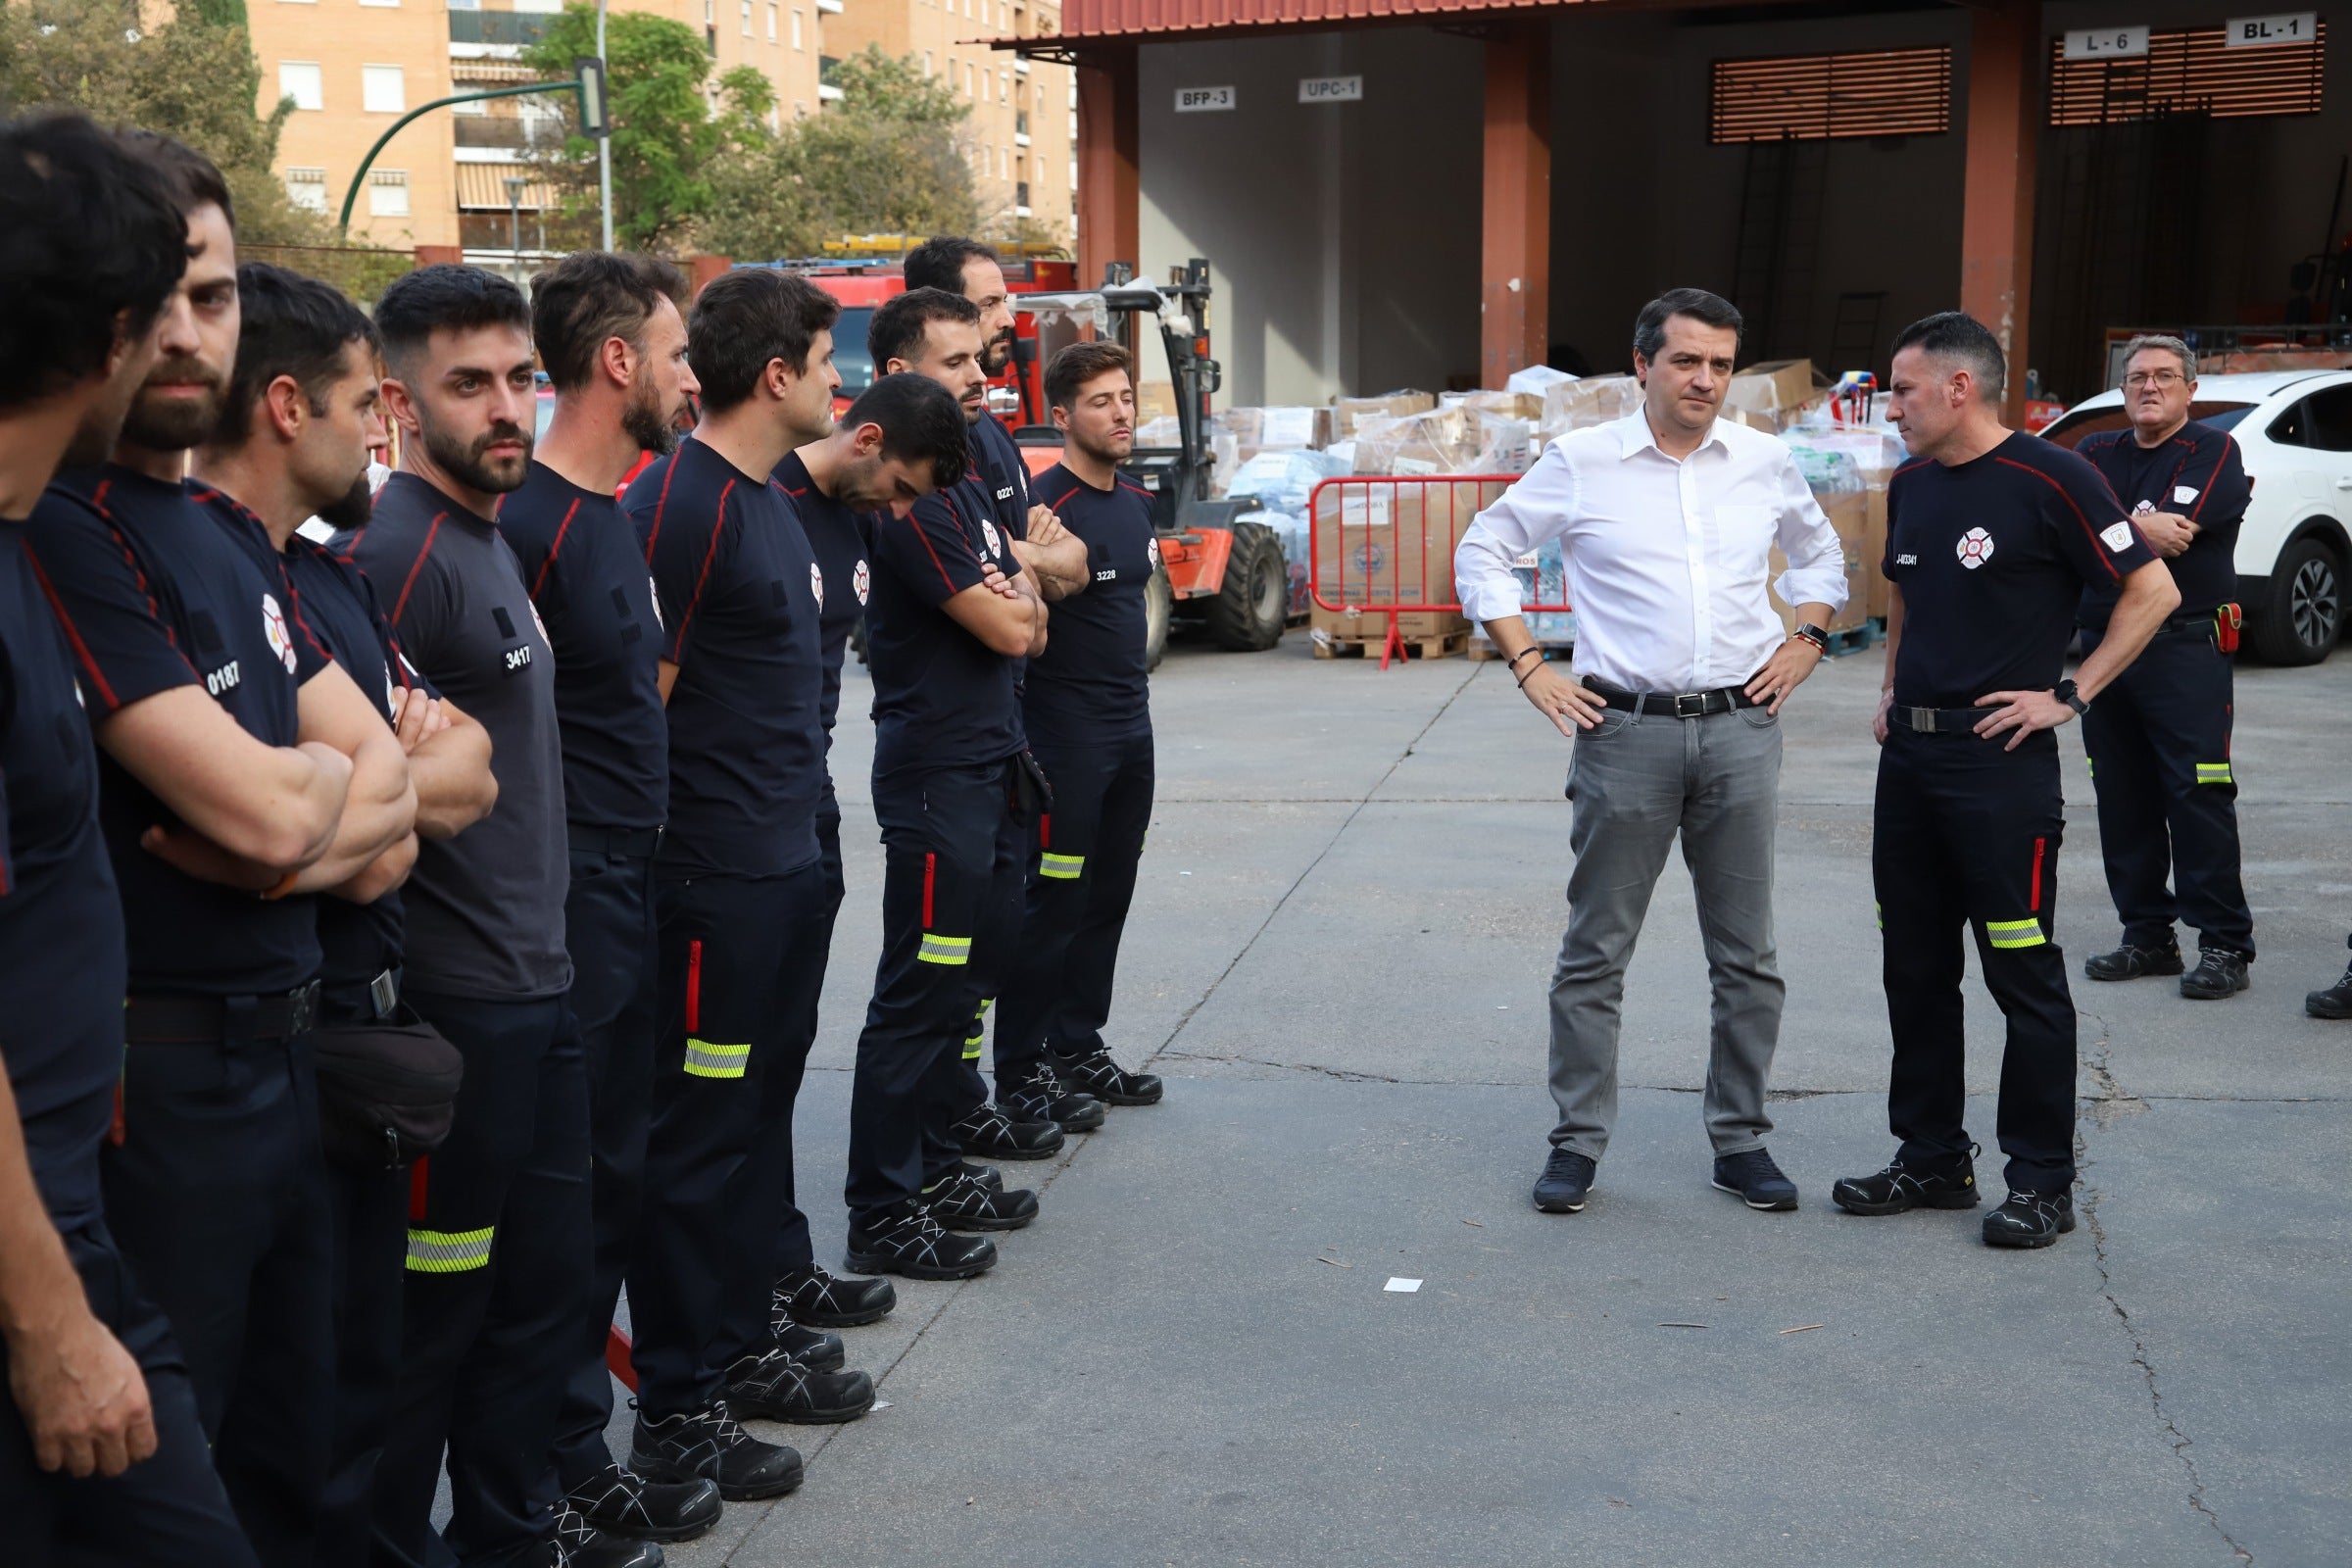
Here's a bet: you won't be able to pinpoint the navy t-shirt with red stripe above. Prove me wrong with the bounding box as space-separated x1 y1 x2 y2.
770 449 871 746
627 435 826 878
1022 462 1155 749
859 463 1024 781
1883 432 2157 710
25 466 322 998
500 461 668 831
0 513 128 1229
2074 420 2249 627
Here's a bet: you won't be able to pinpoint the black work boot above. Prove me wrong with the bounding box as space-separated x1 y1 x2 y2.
1051 1048 1164 1105
2180 948 2251 1001
550 1501 664 1567
721 1348 875 1424
1830 1150 1980 1215
2309 938 2352 1019
1532 1148 1596 1213
2083 942 2184 982
1001 1063 1105 1132
771 1263 896 1329
1983 1188 2076 1249
921 1165 1039 1230
768 1318 844 1372
564 1462 720 1544
627 1401 802 1502
951 1101 1064 1160
845 1200 998 1280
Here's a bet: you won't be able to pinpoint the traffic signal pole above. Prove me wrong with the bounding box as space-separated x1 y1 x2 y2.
338 76 604 235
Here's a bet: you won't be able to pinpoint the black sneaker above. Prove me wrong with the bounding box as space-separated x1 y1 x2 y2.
2180 949 2250 1001
627 1402 802 1503
1711 1148 1798 1211
921 1166 1039 1231
1001 1064 1106 1132
767 1318 844 1372
951 1159 1004 1191
721 1349 874 1425
1051 1049 1164 1105
771 1263 896 1329
2309 939 2352 1019
564 1462 720 1544
551 1501 664 1568
2083 942 2183 982
1532 1148 1596 1213
845 1201 998 1280
1830 1150 1980 1215
951 1102 1064 1160
1983 1188 2076 1249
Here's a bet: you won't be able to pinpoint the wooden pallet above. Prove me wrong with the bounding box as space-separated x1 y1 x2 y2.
1820 621 1878 658
1312 628 1471 662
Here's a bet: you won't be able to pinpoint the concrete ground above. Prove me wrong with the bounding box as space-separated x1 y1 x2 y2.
626 625 2350 1568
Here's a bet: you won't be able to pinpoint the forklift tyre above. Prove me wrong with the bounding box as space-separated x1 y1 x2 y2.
1144 563 1173 671
1205 521 1286 652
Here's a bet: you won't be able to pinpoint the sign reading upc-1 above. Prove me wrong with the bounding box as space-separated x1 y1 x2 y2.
2225 13 2317 46
1175 85 1236 113
1298 75 1364 104
2062 26 2150 59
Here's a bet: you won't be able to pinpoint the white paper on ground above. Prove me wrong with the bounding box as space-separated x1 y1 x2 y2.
1385 1277 1423 1293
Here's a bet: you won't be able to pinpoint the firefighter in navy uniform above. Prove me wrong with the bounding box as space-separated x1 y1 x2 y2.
768 376 966 1331
996 343 1166 1109
0 110 265 1568
1833 314 2179 1250
2071 334 2257 1001
846 296 1054 1277
188 263 508 1568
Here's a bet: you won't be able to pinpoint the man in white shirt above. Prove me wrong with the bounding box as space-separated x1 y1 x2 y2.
1454 288 1848 1218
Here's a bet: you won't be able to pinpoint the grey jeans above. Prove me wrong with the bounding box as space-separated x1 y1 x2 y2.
1547 702 1786 1159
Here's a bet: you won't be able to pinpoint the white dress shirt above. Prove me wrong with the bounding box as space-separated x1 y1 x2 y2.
1453 411 1849 692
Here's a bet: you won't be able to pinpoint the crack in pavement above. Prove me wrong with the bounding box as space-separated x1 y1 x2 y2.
2073 1002 2254 1564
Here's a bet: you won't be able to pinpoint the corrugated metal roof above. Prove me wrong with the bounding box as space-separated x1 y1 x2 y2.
1047 0 1573 40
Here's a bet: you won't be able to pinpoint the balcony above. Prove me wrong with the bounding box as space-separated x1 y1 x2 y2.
453 116 533 152
814 0 842 12
1014 110 1030 146
1015 181 1029 214
449 12 548 48
818 55 844 102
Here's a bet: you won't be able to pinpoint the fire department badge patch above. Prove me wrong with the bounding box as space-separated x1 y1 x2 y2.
1956 527 1995 569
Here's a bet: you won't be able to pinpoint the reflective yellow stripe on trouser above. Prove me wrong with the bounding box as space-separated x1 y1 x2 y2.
1040 852 1085 881
1984 918 2046 951
685 1038 749 1079
2195 762 2233 785
918 934 970 966
406 1225 494 1274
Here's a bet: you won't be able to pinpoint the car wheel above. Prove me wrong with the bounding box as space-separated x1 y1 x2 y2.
2248 534 2342 665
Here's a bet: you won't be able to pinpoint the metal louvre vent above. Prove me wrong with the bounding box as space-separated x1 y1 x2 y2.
1708 47 1953 145
2048 23 2327 125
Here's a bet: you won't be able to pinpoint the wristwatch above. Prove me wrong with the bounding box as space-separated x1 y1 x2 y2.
2056 678 2089 717
1792 622 1829 652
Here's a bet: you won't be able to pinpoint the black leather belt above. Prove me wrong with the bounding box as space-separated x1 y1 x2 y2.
567 823 662 858
1888 705 1991 735
1588 680 1762 718
124 980 322 1043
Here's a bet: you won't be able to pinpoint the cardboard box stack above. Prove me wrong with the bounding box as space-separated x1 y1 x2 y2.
1333 389 1436 439
1723 359 1828 434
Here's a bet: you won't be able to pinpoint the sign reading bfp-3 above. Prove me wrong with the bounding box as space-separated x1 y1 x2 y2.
1175 85 1236 113
2226 13 2317 46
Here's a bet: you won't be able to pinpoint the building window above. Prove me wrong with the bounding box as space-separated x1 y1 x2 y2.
284 167 328 211
741 0 752 36
361 65 407 115
1707 47 1951 143
791 8 802 48
2048 23 2327 125
368 170 411 218
278 62 324 112
766 4 776 42
966 63 975 95
923 51 933 76
1000 70 1008 104
357 0 399 8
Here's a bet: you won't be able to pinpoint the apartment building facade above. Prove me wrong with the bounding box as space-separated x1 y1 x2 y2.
240 0 1076 262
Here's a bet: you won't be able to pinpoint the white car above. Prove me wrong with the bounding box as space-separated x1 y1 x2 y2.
2041 369 2350 664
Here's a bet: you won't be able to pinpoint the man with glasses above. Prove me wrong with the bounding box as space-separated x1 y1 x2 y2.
2072 334 2256 1001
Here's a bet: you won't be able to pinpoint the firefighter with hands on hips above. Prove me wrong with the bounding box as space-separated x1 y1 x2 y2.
620 269 879 1511
994 341 1168 1114
767 374 969 1333
29 139 422 1568
2070 333 2257 1001
844 290 1053 1279
0 110 267 1568
188 261 500 1568
497 250 731 1564
1834 312 2180 1250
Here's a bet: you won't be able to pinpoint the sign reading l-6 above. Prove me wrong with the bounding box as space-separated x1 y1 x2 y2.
2225 12 2317 46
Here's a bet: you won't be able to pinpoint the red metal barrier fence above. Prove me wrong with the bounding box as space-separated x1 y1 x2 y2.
1305 474 1572 667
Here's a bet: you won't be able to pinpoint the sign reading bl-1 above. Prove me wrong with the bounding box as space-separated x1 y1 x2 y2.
2225 13 2317 46
1298 75 1363 104
2062 26 2149 59
1175 85 1236 113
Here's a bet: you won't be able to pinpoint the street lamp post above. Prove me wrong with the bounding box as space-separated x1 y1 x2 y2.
597 0 613 251
506 176 527 286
